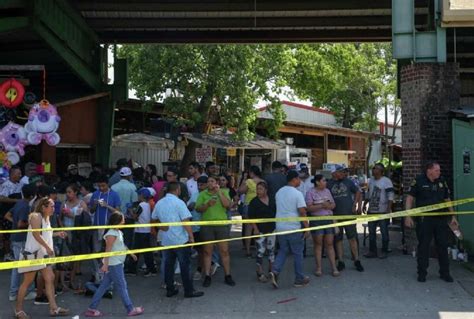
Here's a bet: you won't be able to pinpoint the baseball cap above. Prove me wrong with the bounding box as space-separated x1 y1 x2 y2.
67 164 78 170
119 167 132 177
146 187 156 197
137 188 152 198
298 163 308 172
286 170 300 182
330 164 346 174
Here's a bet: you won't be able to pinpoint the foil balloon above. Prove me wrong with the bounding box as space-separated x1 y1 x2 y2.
0 122 27 165
0 78 25 109
24 100 61 146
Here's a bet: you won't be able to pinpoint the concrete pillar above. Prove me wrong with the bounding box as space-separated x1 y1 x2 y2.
401 63 460 190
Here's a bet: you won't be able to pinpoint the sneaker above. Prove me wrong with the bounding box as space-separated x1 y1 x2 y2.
440 274 454 283
166 288 179 298
4 252 14 261
125 271 137 277
337 261 345 272
257 273 268 283
127 306 144 317
34 295 49 305
9 295 16 301
24 291 38 301
104 291 113 299
193 271 202 281
210 263 220 276
224 275 236 287
269 271 279 289
143 270 157 278
294 276 310 288
354 260 364 272
85 308 104 317
363 252 377 258
203 275 212 287
184 291 204 298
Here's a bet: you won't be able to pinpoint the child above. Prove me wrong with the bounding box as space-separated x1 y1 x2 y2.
85 213 144 317
129 188 157 277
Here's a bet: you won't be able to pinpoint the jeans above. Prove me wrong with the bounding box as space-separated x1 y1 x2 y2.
417 217 450 277
164 247 194 295
130 233 155 273
368 219 389 253
89 264 133 313
272 233 305 283
9 241 34 297
91 230 105 280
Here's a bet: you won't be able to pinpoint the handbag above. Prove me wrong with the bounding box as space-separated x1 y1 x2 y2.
18 249 47 274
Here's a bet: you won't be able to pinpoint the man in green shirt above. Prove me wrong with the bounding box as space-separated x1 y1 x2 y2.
196 175 235 288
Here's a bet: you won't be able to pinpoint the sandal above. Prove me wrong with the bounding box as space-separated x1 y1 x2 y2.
332 270 340 277
50 307 70 317
85 309 104 317
127 306 144 317
314 270 322 277
15 310 30 319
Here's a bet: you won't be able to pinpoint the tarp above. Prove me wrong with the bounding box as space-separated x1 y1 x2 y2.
182 132 284 150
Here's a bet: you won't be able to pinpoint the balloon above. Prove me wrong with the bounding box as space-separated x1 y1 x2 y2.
0 78 25 108
24 100 61 146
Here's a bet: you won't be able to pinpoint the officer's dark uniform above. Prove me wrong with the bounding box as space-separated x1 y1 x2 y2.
408 174 451 278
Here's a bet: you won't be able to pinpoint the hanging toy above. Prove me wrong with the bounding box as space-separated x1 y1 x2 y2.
0 122 27 165
0 78 25 109
24 99 61 146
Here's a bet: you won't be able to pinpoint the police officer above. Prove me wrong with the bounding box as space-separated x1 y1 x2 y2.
405 161 458 283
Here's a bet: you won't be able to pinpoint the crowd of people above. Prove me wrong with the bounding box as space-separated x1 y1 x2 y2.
0 158 459 318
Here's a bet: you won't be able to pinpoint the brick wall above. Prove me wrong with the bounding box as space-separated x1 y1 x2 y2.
401 63 460 191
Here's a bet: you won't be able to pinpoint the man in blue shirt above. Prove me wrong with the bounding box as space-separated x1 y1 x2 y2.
152 182 204 299
111 167 138 248
89 175 121 280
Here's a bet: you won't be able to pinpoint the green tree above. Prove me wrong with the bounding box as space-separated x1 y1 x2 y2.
287 43 397 171
288 43 395 130
118 44 292 169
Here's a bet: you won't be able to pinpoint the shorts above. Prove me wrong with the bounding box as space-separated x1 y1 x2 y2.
335 222 357 241
309 219 335 236
200 225 229 242
193 232 201 242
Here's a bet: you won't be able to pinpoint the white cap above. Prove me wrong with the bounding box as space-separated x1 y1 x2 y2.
119 167 132 177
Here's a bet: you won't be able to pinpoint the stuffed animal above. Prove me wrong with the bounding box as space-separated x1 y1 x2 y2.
24 100 61 146
0 122 27 164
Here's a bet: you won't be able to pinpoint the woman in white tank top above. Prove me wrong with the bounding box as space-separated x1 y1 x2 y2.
15 197 69 319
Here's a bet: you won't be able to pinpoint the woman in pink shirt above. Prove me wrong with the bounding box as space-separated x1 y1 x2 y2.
305 174 339 277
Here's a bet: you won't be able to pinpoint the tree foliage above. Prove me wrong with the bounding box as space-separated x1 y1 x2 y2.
287 43 397 131
118 44 294 140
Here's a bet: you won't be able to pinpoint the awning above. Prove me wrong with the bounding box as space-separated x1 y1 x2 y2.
182 132 284 150
112 133 174 149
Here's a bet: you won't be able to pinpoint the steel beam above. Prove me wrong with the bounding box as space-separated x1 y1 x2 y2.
0 16 28 33
29 0 103 91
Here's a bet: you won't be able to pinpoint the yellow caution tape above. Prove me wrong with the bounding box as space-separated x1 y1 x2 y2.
0 198 472 271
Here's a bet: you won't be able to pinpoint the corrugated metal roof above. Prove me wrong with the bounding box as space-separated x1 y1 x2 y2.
182 133 284 149
112 133 175 149
450 107 474 118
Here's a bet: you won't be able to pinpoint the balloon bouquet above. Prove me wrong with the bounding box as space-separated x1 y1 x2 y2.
0 78 61 182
